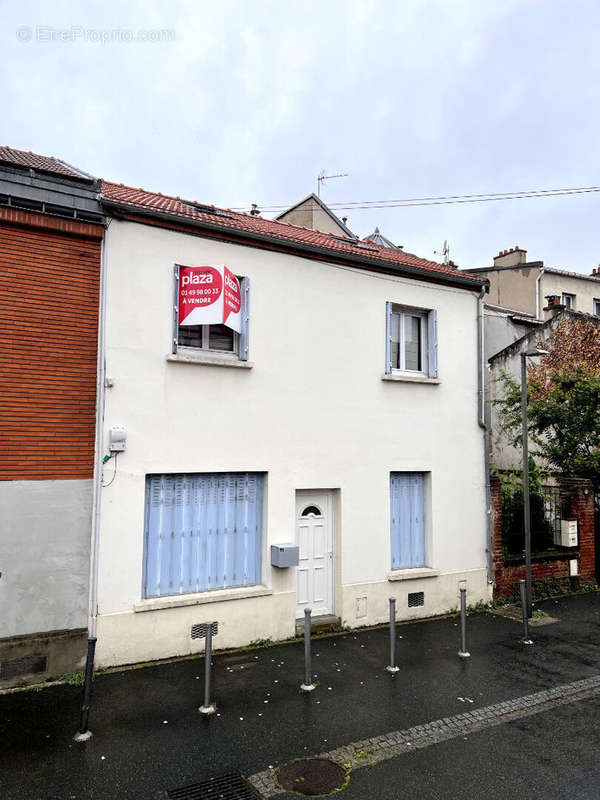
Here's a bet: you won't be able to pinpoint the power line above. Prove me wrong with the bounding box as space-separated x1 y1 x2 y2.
230 185 600 213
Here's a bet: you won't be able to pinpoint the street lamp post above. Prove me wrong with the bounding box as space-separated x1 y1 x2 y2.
520 348 548 618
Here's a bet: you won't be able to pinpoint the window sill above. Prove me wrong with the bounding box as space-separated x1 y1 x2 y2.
134 585 272 612
388 567 440 582
167 353 254 368
382 374 440 384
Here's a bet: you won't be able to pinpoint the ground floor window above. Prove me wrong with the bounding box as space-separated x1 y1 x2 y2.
390 472 426 569
143 472 263 598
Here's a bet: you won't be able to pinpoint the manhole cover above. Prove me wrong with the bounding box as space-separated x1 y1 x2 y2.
167 771 259 799
276 758 347 796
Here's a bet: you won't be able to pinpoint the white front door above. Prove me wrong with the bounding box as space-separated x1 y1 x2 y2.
295 491 334 619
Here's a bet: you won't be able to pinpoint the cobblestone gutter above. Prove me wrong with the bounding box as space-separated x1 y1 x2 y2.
249 674 600 797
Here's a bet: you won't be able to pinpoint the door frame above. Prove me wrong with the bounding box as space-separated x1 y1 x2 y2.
295 489 336 618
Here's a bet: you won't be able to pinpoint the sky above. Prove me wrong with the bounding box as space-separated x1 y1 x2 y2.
2 0 600 271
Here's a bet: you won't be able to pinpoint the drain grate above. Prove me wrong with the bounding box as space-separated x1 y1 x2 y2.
408 591 424 608
167 772 260 800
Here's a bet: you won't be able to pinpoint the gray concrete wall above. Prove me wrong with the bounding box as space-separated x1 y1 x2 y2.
484 308 536 362
488 324 557 471
479 267 540 315
0 479 92 638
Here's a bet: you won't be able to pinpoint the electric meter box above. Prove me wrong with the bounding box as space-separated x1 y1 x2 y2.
109 425 127 453
270 544 299 568
560 519 578 547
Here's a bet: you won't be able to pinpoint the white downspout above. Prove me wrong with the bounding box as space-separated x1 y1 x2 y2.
74 224 108 741
477 286 493 584
535 268 545 320
89 233 108 641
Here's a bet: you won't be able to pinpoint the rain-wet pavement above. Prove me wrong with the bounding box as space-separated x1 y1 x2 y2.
1 592 599 799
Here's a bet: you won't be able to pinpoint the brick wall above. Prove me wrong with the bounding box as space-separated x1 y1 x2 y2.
0 212 103 480
491 475 596 599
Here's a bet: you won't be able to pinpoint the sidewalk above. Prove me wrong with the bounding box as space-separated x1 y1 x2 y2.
1 593 599 800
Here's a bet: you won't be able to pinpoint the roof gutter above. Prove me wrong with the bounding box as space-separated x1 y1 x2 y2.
101 197 487 293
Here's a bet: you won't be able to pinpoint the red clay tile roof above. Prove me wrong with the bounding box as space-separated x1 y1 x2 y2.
101 180 482 285
0 146 90 180
0 145 483 285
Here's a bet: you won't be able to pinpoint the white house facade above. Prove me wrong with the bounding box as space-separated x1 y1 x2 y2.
94 184 490 667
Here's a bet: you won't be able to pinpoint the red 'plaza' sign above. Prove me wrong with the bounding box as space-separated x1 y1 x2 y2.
178 265 241 333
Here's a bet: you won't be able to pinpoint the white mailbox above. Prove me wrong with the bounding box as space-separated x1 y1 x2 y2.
560 519 578 547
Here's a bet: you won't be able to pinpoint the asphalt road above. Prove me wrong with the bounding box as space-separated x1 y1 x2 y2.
1 592 599 799
339 697 600 800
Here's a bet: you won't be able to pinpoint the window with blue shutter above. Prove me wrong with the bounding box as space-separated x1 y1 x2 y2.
390 472 426 569
142 472 263 598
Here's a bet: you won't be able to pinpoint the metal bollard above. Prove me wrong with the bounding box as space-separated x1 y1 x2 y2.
300 607 316 692
199 624 216 715
520 580 533 644
458 587 470 658
73 636 97 742
386 597 400 673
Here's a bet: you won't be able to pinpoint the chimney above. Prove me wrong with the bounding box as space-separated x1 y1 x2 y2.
590 266 600 278
493 245 527 267
543 294 564 316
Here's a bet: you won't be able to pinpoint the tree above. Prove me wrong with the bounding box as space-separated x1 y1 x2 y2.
496 317 600 487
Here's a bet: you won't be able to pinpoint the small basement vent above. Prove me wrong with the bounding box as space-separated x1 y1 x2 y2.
408 591 424 608
167 771 260 799
191 621 219 640
0 654 47 680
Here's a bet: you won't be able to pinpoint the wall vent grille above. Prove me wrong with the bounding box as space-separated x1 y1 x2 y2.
408 591 424 608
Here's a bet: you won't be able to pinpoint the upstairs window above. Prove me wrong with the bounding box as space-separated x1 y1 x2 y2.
561 293 575 310
594 299 600 317
385 303 438 378
173 264 250 360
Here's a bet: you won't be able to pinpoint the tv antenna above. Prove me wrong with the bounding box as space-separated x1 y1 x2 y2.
434 239 450 265
317 170 349 197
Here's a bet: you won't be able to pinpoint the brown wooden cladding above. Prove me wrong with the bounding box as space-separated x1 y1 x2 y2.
0 218 102 480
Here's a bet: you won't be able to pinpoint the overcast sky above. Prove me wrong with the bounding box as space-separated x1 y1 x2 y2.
2 0 600 271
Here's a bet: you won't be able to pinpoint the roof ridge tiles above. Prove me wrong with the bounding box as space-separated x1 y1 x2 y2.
98 177 481 285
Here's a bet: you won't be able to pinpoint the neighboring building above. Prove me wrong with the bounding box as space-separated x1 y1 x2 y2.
465 246 600 321
275 193 354 237
0 147 105 687
363 227 402 251
487 309 600 471
94 179 491 667
483 303 540 363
